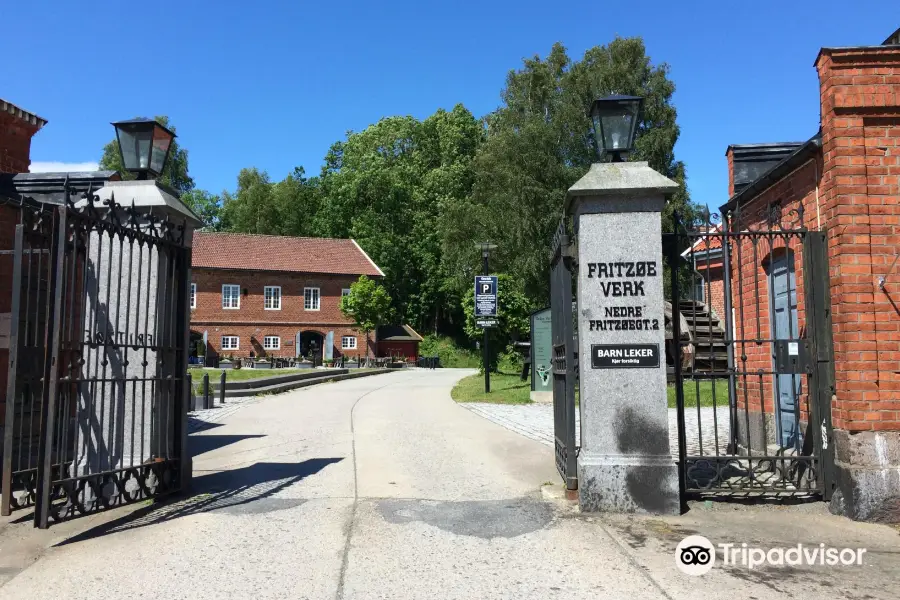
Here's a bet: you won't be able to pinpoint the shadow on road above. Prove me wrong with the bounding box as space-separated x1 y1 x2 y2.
189 434 266 457
53 457 344 547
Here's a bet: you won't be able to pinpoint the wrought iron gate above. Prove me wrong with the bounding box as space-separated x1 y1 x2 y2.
2 186 191 528
663 205 835 497
550 219 578 491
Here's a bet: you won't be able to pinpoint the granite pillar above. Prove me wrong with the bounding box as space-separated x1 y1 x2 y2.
567 162 680 514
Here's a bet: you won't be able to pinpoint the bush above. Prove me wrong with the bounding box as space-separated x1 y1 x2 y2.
419 335 481 369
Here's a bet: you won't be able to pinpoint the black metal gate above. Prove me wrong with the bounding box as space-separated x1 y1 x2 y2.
664 205 835 498
550 219 578 491
1 186 191 527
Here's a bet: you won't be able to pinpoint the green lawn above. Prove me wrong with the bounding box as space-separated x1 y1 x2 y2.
666 380 729 408
451 372 532 405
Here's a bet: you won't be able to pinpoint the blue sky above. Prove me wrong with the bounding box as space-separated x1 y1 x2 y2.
2 1 898 209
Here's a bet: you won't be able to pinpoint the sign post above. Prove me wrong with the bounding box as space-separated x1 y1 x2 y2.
474 251 498 393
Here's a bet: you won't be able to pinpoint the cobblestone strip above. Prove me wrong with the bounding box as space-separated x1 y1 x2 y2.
460 402 730 456
188 395 261 433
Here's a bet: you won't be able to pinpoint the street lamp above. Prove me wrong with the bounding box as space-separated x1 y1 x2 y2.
112 118 176 180
474 242 497 393
589 95 643 162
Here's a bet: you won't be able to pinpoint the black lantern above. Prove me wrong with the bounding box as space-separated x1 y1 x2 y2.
111 118 176 179
589 95 643 162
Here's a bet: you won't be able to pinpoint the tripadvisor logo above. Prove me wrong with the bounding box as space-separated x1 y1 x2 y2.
675 535 867 575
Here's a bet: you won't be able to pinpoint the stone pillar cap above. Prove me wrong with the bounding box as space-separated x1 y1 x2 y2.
91 179 203 227
566 161 678 214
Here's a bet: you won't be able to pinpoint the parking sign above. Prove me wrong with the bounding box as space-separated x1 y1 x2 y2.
475 276 498 318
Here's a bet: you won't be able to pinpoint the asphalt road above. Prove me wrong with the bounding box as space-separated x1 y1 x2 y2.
3 369 899 599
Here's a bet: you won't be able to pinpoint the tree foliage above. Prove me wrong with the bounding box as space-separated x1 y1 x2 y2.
441 38 701 306
340 275 393 355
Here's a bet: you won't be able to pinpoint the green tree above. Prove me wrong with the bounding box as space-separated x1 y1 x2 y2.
219 168 277 234
442 38 702 306
340 275 393 362
180 189 222 230
318 105 482 334
98 116 195 195
461 274 532 372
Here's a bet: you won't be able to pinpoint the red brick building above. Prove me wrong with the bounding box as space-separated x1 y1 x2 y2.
190 232 384 362
0 99 46 433
718 30 900 521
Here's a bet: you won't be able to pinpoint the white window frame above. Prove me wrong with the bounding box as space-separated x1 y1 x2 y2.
341 336 357 350
342 288 352 297
221 335 239 350
190 283 197 309
264 285 282 310
222 284 241 309
263 335 281 350
304 287 320 311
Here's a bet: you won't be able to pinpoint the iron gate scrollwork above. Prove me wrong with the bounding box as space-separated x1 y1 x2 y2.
664 204 835 498
550 219 578 491
2 184 191 528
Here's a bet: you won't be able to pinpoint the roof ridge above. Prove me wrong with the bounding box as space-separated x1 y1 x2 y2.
193 231 351 242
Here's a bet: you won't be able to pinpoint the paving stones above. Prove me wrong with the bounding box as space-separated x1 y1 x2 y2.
461 402 732 456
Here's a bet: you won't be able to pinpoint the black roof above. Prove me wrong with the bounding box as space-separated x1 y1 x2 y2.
719 133 822 214
0 171 118 206
376 325 424 342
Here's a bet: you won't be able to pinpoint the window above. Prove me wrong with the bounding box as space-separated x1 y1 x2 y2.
221 335 239 350
190 283 197 309
222 284 240 309
304 287 320 311
263 336 280 350
342 288 351 297
341 336 357 350
264 286 282 310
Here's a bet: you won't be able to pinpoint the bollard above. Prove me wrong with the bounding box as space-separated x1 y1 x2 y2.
203 373 211 409
220 370 226 404
186 372 195 411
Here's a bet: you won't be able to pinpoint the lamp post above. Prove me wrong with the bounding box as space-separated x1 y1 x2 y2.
475 242 497 393
111 118 176 180
589 95 643 162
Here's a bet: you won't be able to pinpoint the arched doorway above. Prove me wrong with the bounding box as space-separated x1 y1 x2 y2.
298 331 325 363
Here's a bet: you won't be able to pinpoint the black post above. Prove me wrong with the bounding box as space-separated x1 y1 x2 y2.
186 372 194 411
483 250 490 393
220 370 226 404
667 213 688 512
203 373 211 409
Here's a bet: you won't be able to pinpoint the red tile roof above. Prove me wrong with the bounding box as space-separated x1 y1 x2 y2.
192 232 384 276
681 225 723 257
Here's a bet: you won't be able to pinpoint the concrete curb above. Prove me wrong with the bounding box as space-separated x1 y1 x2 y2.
237 368 392 398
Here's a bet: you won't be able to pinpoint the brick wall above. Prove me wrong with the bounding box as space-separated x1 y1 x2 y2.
190 268 370 358
817 46 900 433
707 271 726 323
0 112 41 174
728 158 819 433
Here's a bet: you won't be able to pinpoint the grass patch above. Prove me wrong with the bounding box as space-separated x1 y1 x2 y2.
420 335 481 369
451 372 532 404
666 380 729 408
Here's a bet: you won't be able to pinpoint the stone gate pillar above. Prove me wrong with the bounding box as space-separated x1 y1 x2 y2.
567 161 680 514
